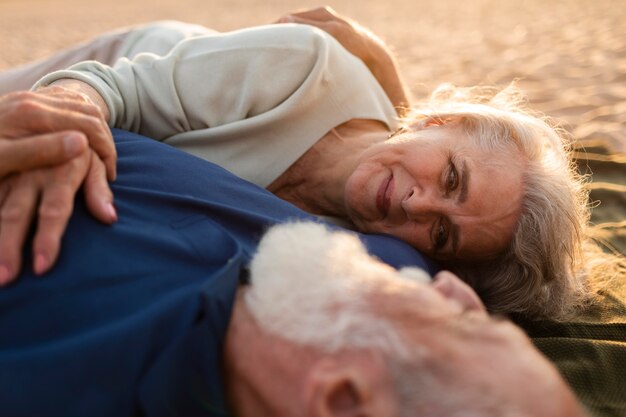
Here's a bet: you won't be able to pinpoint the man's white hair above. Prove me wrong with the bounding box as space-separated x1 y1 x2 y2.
244 222 579 417
245 221 429 359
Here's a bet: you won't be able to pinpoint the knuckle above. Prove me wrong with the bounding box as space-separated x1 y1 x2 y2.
42 85 65 94
38 198 72 221
82 100 98 112
83 114 105 131
5 90 31 102
1 201 26 224
10 96 40 116
82 102 104 119
50 162 85 185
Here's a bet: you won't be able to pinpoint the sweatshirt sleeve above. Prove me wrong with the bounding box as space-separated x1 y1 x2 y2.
34 24 398 187
34 25 378 137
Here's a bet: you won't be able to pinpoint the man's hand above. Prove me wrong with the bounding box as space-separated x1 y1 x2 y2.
276 6 411 113
0 149 115 285
0 130 87 177
0 89 118 285
0 87 117 180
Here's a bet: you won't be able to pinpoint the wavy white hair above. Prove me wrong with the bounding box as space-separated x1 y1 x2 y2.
245 221 428 359
244 222 575 417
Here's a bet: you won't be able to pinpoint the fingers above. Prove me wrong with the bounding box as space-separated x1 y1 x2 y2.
0 89 117 181
31 151 116 276
0 131 87 178
276 14 344 44
31 178 78 275
279 6 337 22
0 175 39 285
83 152 117 225
33 86 117 179
278 14 326 27
275 8 370 63
0 148 117 283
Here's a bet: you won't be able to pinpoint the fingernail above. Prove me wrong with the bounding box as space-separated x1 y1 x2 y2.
0 264 12 285
63 133 86 156
107 202 117 222
34 253 49 275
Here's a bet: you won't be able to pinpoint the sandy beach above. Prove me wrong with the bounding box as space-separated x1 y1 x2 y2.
1 0 624 253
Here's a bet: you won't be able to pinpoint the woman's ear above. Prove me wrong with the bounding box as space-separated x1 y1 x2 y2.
306 357 391 417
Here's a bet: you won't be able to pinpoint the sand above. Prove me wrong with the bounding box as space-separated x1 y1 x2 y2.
1 0 624 253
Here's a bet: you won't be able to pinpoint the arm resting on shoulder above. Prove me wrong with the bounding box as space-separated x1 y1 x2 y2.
33 23 397 142
276 6 411 115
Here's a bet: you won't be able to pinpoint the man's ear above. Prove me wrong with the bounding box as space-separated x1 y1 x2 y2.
306 358 375 417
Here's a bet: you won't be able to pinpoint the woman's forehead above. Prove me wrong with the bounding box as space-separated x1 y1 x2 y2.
447 155 524 260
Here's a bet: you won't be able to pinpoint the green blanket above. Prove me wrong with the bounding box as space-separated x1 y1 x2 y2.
524 281 626 417
521 142 626 417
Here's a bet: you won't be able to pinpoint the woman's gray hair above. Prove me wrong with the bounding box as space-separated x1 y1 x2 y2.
406 83 618 320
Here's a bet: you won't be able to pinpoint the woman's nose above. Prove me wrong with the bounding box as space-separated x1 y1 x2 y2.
401 186 439 222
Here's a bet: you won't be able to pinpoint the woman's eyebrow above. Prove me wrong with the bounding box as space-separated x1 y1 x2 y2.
457 160 470 204
451 160 469 255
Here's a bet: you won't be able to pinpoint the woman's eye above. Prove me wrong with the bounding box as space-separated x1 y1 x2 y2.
435 221 448 250
447 162 459 191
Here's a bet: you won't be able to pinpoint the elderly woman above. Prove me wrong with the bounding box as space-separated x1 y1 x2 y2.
0 8 620 320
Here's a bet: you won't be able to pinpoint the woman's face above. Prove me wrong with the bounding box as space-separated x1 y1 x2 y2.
344 122 524 262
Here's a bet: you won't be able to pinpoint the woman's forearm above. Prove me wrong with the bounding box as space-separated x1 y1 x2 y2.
276 7 412 117
362 43 411 116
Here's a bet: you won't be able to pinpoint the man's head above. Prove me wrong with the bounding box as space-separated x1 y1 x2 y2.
224 222 584 417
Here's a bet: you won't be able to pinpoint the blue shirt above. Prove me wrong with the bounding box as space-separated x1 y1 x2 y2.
0 130 436 416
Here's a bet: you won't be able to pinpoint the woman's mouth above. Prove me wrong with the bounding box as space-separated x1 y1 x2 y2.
376 174 393 217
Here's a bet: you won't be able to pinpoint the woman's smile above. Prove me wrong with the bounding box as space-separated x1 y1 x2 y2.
344 122 525 260
376 174 393 218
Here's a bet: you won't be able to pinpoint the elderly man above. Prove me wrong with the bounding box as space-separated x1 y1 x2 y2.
0 118 585 417
224 221 584 417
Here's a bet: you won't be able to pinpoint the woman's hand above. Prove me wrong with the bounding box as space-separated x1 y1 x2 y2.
276 6 411 113
277 6 382 70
